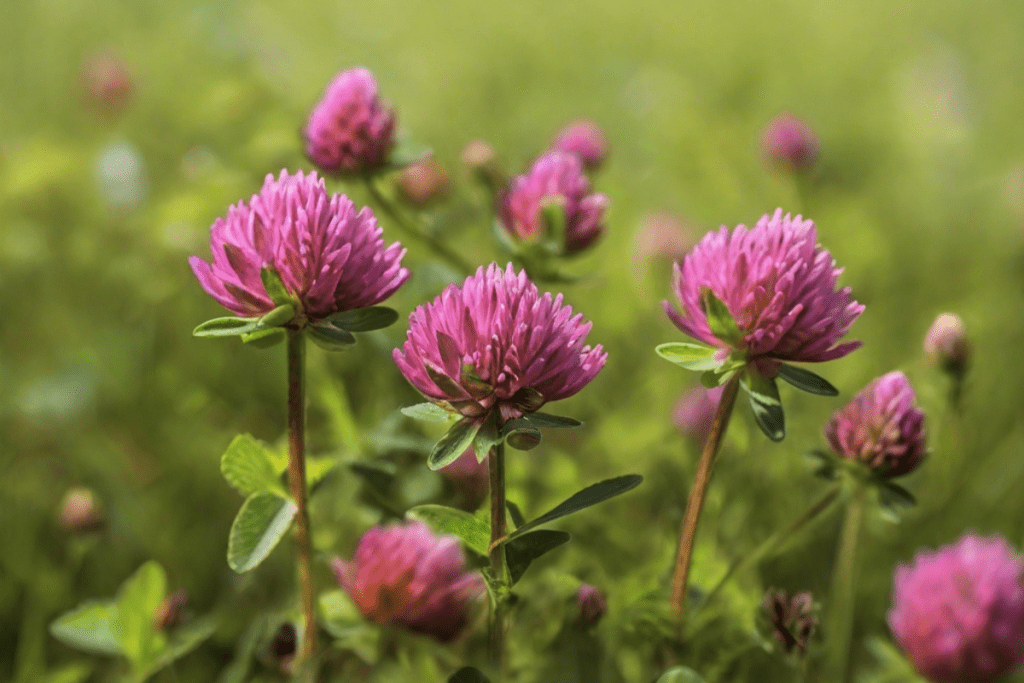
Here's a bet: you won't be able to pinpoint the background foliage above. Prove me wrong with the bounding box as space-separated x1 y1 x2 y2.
2 0 1024 680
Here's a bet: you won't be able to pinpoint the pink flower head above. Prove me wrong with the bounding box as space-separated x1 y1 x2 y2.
189 170 409 323
304 67 396 177
824 372 926 479
889 534 1024 683
393 263 607 424
500 151 609 254
551 119 608 172
762 114 819 171
672 385 724 445
331 521 484 641
924 312 971 376
577 583 608 623
664 209 863 376
82 52 133 116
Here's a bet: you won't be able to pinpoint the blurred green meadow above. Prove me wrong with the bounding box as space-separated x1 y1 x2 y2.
3 0 1024 680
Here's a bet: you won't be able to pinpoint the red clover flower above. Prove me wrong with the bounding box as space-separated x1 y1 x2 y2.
551 119 608 172
762 114 819 171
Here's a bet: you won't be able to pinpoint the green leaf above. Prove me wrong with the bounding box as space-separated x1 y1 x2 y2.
49 600 120 656
776 364 839 396
540 196 568 248
449 667 492 683
258 304 295 328
220 434 286 498
742 371 785 442
115 561 167 667
505 529 571 585
260 267 292 307
241 327 286 348
306 322 357 351
523 412 583 429
880 481 917 508
407 504 490 557
227 493 298 573
506 500 526 528
471 414 503 456
41 663 93 683
400 402 453 422
502 474 643 544
655 342 722 372
657 666 706 683
306 456 336 490
506 428 542 450
425 365 468 401
427 419 481 470
700 288 743 346
349 460 397 492
193 316 264 338
324 306 399 332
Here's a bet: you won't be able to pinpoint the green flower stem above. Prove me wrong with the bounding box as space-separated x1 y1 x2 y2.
287 331 317 670
670 375 741 623
487 441 508 674
364 178 474 275
824 480 866 683
700 484 841 611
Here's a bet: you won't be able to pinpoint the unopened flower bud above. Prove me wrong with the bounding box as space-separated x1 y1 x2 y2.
924 313 971 377
763 588 817 654
461 139 506 193
59 487 105 533
82 52 133 116
551 119 608 172
761 114 819 171
396 156 451 207
577 584 607 624
154 589 188 630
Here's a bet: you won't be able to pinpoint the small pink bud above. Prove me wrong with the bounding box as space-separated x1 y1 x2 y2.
577 584 607 624
154 589 188 631
924 312 971 377
551 119 608 172
59 487 105 533
396 157 452 207
761 114 819 171
763 589 817 654
82 52 133 116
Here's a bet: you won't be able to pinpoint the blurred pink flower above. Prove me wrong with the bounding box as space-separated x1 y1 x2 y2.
632 212 696 267
577 583 608 623
500 152 609 254
924 312 971 375
824 371 926 479
761 114 819 171
672 385 724 445
664 209 863 376
393 263 607 424
889 534 1024 683
396 156 452 207
551 119 608 172
304 67 396 177
189 170 409 323
82 52 133 116
331 521 484 641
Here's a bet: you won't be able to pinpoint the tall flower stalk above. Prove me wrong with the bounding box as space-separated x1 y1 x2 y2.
656 209 863 624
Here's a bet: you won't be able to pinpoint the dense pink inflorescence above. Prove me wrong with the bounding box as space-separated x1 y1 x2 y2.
500 151 609 254
825 371 926 478
664 209 863 375
762 114 819 170
189 170 409 322
393 263 607 423
551 119 608 171
331 521 484 642
889 534 1024 683
304 67 396 177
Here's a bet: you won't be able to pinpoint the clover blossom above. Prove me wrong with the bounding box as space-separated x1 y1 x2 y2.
762 114 819 171
551 119 608 172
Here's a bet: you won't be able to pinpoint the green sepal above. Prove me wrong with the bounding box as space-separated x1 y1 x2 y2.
472 414 503 457
505 529 571 585
500 474 643 545
776 363 839 396
655 342 722 372
407 504 491 557
425 365 468 401
258 304 295 328
193 316 264 338
700 288 743 346
540 196 568 251
878 481 917 523
807 449 841 480
500 418 543 450
741 371 785 441
227 493 298 573
241 327 286 348
260 267 293 307
427 419 480 470
449 667 492 683
400 402 454 423
306 322 357 351
323 306 399 333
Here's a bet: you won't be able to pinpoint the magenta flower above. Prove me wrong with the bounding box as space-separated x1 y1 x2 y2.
824 372 926 479
577 584 608 624
189 170 409 325
500 151 609 255
304 67 396 177
762 114 819 171
672 385 724 446
331 521 484 641
551 119 608 172
665 209 863 376
394 263 607 430
889 534 1024 683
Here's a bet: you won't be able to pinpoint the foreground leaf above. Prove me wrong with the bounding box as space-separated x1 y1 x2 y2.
192 316 264 338
49 600 120 655
427 419 480 470
776 363 839 396
505 529 571 585
220 434 285 498
742 371 785 441
324 306 399 332
657 666 706 683
228 493 298 573
523 412 583 429
407 504 490 557
116 561 167 667
656 342 721 372
400 402 453 423
306 322 357 351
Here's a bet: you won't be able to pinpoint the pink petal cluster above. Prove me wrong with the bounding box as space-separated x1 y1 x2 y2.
889 534 1024 683
393 263 607 423
304 67 396 177
331 521 484 642
551 119 608 171
664 209 863 375
500 151 609 254
824 371 926 478
577 583 608 623
762 114 819 171
190 170 409 322
672 385 724 446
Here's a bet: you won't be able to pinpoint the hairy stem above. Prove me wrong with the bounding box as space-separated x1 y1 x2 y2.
287 331 317 670
487 442 508 674
670 375 741 623
825 481 866 683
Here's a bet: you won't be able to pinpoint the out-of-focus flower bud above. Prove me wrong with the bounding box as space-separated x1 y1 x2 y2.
551 119 608 172
59 487 105 533
761 114 819 171
396 156 452 207
154 589 188 631
576 584 607 625
924 312 971 378
82 52 133 117
461 139 507 194
763 588 817 654
632 212 695 267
